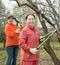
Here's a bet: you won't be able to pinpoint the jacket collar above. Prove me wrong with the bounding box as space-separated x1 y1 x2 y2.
26 25 35 30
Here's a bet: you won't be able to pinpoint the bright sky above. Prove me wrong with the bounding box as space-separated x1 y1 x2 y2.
2 0 17 14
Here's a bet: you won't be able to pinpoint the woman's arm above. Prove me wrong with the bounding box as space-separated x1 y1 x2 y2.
19 30 30 52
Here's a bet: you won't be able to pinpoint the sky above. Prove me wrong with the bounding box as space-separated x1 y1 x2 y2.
2 0 17 14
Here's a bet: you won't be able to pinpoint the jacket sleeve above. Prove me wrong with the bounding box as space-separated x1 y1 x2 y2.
19 30 30 52
5 25 16 38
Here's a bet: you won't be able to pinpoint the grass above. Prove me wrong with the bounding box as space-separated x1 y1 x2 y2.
50 42 60 47
0 43 3 47
0 42 60 65
0 51 7 65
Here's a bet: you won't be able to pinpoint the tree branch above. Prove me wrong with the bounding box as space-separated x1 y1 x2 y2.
46 0 59 19
15 0 40 15
40 13 55 28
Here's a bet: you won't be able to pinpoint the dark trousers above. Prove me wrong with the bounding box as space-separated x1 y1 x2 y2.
6 46 19 65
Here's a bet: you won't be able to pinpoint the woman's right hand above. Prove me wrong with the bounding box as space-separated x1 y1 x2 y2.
15 29 20 34
30 48 38 54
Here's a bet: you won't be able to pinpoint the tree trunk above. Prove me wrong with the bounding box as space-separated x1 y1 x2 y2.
44 45 60 65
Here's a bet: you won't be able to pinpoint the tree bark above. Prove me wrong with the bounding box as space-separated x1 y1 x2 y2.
44 45 60 65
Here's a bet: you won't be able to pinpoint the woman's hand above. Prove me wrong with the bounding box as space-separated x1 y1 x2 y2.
15 29 20 34
30 48 38 54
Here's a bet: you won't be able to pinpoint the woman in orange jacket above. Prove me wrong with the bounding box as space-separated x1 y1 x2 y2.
19 14 41 65
5 15 20 65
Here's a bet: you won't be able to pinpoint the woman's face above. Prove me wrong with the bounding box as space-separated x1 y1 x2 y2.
26 15 35 27
8 18 13 23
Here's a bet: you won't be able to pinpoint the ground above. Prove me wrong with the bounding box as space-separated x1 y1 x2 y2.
0 42 60 65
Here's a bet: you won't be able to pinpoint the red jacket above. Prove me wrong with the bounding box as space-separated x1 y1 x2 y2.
5 23 19 47
19 25 41 61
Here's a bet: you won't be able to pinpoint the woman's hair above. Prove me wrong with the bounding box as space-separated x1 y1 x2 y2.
25 13 35 20
7 15 14 19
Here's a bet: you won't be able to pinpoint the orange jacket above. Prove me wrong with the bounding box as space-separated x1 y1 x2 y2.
5 23 19 47
19 25 41 61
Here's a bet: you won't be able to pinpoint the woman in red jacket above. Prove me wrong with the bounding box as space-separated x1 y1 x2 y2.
19 14 41 65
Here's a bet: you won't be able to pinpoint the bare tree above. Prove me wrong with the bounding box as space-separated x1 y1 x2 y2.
0 1 6 48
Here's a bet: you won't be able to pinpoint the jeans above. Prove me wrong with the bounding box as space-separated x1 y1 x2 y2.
6 46 19 65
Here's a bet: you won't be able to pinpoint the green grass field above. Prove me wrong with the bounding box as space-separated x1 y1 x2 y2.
0 42 60 65
0 43 3 47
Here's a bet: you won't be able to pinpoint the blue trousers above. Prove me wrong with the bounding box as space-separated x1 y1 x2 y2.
6 46 19 65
